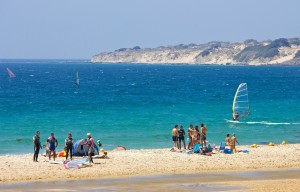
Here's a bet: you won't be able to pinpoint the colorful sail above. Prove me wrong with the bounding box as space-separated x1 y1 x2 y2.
74 70 80 88
232 83 250 120
6 67 16 78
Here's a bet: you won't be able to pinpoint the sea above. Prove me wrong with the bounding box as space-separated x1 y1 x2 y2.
0 59 299 154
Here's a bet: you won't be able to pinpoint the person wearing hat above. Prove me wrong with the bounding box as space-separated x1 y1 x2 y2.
85 133 94 163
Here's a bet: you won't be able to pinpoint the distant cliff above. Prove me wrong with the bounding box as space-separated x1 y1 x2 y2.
91 38 300 65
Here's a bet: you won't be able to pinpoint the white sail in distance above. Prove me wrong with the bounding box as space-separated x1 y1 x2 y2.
232 83 250 120
75 70 80 88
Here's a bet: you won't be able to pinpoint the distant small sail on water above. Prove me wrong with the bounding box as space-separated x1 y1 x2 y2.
74 70 80 88
6 67 16 78
232 83 250 121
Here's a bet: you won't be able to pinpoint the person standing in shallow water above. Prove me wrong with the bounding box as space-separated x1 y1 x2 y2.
33 131 41 162
172 125 179 148
178 125 186 150
65 132 74 160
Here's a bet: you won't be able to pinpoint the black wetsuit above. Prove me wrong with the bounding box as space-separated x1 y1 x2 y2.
65 138 73 160
178 129 186 149
33 135 41 161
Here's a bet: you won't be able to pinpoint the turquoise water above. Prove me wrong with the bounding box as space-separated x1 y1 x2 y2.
0 60 299 154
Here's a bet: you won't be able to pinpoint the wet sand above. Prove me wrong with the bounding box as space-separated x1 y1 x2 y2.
1 168 300 192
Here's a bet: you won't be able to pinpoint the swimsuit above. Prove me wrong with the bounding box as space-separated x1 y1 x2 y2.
47 137 57 151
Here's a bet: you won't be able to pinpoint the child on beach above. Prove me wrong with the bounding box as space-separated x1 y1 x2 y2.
65 132 74 160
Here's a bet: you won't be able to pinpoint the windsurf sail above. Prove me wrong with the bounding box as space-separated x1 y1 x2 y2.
6 67 16 78
74 70 80 88
232 83 250 120
64 158 91 169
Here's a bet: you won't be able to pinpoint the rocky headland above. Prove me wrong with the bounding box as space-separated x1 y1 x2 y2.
92 38 300 65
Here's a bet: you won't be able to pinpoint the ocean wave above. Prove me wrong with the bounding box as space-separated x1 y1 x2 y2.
225 119 300 125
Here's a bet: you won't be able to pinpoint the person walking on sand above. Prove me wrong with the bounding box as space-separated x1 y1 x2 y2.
33 131 41 162
178 125 186 150
201 123 207 148
172 125 179 148
231 133 239 152
46 133 58 161
86 133 94 163
65 132 74 160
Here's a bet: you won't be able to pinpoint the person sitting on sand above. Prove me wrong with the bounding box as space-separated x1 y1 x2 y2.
65 132 74 160
201 123 207 148
86 133 94 163
46 133 58 161
231 133 239 152
33 131 41 162
178 125 186 150
225 134 231 146
172 125 179 148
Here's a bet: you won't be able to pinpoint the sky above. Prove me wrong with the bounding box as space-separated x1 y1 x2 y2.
0 0 299 59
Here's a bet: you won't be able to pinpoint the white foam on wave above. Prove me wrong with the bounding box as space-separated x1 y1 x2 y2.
225 119 300 125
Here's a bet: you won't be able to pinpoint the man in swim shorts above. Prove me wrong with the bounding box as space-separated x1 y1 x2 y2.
46 133 58 161
178 125 186 149
33 131 41 162
201 123 207 148
172 125 179 148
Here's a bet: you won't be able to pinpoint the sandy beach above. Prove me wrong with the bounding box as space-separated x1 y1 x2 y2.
0 144 300 191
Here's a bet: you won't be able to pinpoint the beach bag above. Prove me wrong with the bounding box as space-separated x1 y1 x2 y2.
193 143 201 153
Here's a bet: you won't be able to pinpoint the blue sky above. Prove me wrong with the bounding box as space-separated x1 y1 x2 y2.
0 0 299 59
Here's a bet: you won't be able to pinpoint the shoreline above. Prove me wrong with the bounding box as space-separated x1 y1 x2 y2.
1 144 300 185
1 168 300 192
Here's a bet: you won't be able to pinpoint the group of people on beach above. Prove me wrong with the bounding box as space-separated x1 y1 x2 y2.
32 131 95 163
172 123 208 150
225 133 239 152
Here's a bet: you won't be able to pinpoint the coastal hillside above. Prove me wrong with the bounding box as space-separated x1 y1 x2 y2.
91 38 300 65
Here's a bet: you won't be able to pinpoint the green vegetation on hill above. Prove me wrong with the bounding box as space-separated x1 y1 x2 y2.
234 38 290 62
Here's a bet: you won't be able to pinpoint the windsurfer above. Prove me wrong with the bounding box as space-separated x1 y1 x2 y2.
233 112 239 121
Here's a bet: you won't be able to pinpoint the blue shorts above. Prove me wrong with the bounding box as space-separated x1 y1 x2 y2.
172 136 178 141
49 144 56 151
